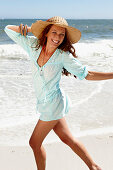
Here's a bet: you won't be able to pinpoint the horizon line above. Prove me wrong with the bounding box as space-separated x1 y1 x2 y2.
0 18 113 20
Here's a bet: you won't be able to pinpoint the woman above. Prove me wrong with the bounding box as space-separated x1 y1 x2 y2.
4 16 112 170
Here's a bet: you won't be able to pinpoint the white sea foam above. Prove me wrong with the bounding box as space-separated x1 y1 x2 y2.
75 39 113 59
74 126 113 138
0 115 38 129
1 39 113 63
74 39 113 71
0 75 31 78
71 80 105 108
0 44 28 59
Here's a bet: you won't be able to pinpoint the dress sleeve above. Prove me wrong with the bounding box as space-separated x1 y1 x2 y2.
63 51 88 80
4 25 38 62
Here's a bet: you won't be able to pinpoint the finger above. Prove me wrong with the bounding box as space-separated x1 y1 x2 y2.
23 25 26 37
26 24 28 36
20 24 23 35
24 24 27 37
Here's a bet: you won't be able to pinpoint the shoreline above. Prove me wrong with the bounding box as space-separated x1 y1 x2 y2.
1 125 113 146
0 132 113 170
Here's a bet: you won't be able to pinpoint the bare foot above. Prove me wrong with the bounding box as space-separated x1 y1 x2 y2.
90 163 102 170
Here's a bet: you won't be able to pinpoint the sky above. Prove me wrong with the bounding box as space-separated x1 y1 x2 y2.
0 0 113 19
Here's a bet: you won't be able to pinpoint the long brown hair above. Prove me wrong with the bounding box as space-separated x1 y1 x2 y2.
32 24 78 78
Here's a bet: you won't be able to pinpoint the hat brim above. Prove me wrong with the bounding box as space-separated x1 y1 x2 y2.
31 20 81 44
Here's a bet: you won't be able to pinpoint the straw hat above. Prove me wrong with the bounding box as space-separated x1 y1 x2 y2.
31 16 81 44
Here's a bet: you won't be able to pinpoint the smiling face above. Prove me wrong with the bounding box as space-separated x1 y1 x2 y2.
46 25 66 49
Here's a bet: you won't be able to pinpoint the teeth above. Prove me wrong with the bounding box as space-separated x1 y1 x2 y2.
52 40 59 44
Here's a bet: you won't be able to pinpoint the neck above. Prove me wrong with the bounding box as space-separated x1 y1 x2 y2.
44 43 57 55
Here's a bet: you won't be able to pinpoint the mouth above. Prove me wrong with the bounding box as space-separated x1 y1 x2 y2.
51 39 60 45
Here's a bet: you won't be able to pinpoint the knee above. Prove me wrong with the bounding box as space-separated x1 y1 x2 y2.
29 137 41 151
29 138 33 148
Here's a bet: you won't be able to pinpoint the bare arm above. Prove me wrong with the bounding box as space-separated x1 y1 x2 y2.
85 71 113 80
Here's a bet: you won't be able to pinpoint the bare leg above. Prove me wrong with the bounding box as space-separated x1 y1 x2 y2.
32 145 46 170
53 117 102 170
66 137 102 170
29 118 59 170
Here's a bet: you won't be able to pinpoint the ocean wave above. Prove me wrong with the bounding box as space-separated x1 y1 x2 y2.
0 115 38 129
74 39 113 70
1 39 113 60
0 44 28 59
71 80 105 108
1 39 113 71
74 126 113 137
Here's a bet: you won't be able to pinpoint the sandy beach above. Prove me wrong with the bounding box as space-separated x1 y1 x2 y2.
0 133 113 170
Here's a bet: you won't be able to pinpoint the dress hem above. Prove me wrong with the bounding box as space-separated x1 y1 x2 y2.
38 111 69 122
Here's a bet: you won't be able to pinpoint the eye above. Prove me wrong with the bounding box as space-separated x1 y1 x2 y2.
60 33 65 37
52 31 56 34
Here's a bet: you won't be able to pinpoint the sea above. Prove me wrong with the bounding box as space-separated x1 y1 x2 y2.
0 19 113 146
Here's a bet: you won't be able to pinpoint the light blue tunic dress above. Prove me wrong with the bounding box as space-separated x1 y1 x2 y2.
4 25 88 121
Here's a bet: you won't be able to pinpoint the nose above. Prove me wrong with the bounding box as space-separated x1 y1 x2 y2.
54 33 61 40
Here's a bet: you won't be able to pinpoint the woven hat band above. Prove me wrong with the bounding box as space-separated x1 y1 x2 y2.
46 16 68 26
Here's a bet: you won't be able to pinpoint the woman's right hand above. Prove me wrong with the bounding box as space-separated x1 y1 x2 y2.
19 24 28 37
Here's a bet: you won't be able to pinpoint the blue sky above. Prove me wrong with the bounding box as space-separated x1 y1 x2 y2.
0 0 113 19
